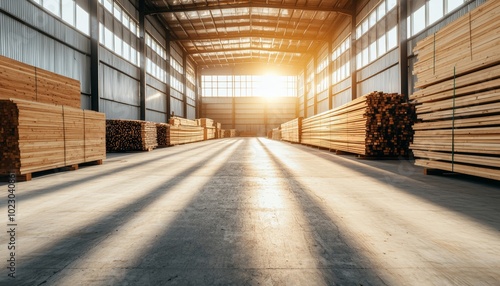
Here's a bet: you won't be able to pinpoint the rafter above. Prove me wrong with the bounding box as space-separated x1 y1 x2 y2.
172 32 327 42
187 47 308 55
146 3 353 16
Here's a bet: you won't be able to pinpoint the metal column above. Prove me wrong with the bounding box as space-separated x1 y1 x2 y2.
139 1 146 120
89 0 99 111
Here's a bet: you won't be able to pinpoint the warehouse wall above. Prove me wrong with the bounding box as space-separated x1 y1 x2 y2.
0 0 91 106
298 0 485 119
0 0 195 123
201 97 297 137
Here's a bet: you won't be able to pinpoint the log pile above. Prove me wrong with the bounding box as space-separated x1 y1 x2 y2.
410 0 500 180
0 99 105 177
106 119 158 152
0 55 81 108
301 92 415 156
281 117 302 143
156 123 171 147
169 117 204 145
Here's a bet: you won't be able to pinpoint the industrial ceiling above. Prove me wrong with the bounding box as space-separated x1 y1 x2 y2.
144 0 354 70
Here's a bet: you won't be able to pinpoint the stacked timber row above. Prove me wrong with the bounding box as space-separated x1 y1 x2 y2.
169 116 204 145
281 117 302 143
0 55 81 108
156 123 171 147
198 118 217 140
0 99 105 178
222 129 237 138
302 92 415 157
106 119 158 151
215 122 222 139
410 0 500 180
271 127 282 140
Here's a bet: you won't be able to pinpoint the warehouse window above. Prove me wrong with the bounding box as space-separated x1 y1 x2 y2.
98 0 140 66
202 75 296 97
408 0 467 37
32 0 89 36
331 37 350 84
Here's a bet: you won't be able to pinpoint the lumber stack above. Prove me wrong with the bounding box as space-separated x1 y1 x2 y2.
410 0 500 180
271 127 282 140
84 110 106 162
281 117 302 143
156 123 171 147
301 92 415 156
223 129 237 138
220 129 226 138
106 119 158 152
0 55 81 108
169 117 204 145
204 127 216 140
0 99 105 177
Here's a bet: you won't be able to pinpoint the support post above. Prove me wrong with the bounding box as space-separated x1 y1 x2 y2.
139 1 146 120
399 0 409 100
89 0 99 111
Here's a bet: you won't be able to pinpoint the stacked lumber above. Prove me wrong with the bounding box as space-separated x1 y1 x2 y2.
204 127 216 140
156 123 171 147
301 92 415 156
271 128 282 140
106 119 158 152
170 116 198 127
198 118 214 127
84 110 106 162
413 0 500 89
281 117 302 143
170 126 204 145
220 129 226 138
223 129 237 138
410 0 500 180
0 99 105 177
168 117 204 145
0 55 80 108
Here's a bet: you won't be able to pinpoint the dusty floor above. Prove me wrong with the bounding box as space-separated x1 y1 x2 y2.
1 137 499 285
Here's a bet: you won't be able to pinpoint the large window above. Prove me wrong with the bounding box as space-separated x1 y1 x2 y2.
408 0 468 37
202 75 297 97
332 37 351 84
31 0 89 36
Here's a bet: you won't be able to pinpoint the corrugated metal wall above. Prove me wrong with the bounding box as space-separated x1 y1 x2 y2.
0 0 193 123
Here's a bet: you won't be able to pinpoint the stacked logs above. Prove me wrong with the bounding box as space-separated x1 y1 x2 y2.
301 92 415 157
106 119 158 152
156 123 171 147
410 0 500 180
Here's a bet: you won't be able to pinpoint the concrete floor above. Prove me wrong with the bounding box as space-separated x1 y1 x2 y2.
1 138 499 285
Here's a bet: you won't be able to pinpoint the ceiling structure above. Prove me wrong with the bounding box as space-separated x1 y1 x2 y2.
144 0 354 71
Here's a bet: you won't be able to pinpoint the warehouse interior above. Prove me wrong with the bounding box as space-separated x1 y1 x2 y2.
1 0 499 284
